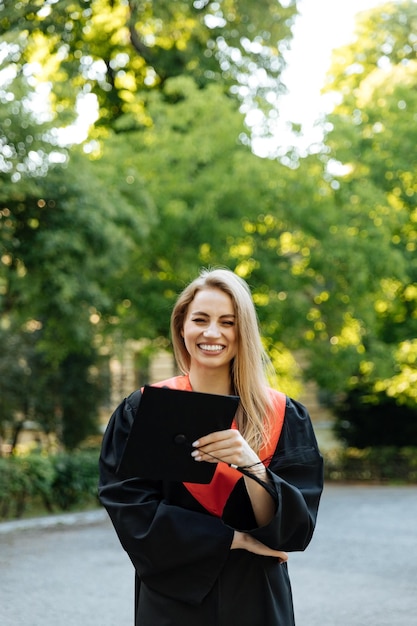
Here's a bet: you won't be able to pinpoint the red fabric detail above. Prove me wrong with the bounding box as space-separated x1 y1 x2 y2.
150 376 286 517
151 375 193 392
184 461 242 517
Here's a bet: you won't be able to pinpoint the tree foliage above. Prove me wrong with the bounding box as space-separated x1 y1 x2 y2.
0 0 298 448
0 147 152 449
1 0 417 452
1 0 296 129
316 0 417 443
0 324 109 450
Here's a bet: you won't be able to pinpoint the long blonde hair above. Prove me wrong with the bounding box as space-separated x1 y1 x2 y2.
170 268 274 453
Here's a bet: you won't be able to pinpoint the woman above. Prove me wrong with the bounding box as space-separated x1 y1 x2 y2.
99 268 323 626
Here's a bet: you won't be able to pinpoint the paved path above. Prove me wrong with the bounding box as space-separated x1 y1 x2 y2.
289 484 417 626
0 485 416 625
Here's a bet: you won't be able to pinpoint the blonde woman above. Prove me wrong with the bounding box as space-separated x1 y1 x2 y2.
99 268 323 626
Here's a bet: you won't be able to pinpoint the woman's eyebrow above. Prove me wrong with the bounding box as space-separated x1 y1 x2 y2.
190 311 235 318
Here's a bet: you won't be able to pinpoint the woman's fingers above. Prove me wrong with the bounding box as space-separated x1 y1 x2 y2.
191 430 236 462
232 532 289 563
192 429 236 449
192 430 257 466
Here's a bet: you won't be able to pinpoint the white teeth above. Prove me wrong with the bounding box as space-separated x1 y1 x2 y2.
199 344 224 352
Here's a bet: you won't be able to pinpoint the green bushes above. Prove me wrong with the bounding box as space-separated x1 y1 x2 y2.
0 449 100 520
324 446 417 483
2 446 417 521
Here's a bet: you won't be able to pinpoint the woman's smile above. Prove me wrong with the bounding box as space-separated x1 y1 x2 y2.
198 343 226 353
182 287 237 372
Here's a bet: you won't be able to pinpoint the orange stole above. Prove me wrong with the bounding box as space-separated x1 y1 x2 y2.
151 376 286 517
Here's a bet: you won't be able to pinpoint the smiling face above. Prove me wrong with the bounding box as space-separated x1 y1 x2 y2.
182 287 237 376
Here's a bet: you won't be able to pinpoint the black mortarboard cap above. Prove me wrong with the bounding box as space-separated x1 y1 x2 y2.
117 385 239 483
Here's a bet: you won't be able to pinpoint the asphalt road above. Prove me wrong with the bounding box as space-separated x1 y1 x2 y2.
0 485 416 626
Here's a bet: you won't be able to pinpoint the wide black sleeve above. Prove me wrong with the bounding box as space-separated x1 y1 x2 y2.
248 397 324 552
98 392 234 606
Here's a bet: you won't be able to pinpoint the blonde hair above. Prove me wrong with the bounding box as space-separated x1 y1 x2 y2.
170 268 274 453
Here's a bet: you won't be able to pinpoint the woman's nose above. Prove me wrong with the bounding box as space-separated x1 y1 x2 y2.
203 323 221 337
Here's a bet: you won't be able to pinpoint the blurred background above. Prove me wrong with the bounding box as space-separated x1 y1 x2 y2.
1 0 416 520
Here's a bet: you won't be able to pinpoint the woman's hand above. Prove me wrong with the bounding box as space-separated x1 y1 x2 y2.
192 429 276 527
231 531 288 563
191 429 260 469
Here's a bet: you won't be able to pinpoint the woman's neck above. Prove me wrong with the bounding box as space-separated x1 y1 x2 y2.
188 368 232 396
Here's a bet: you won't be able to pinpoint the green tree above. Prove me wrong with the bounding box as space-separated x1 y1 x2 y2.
317 0 417 444
0 324 110 452
2 148 153 356
1 0 296 130
94 75 305 394
0 147 154 448
0 0 300 447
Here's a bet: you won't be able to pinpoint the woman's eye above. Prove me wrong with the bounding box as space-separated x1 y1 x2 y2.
190 318 234 326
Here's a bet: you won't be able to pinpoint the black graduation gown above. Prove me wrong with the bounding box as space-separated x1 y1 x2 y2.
98 389 323 626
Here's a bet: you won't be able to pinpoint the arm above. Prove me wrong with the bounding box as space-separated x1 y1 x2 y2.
192 430 276 526
231 530 288 562
191 397 323 551
242 464 275 526
248 397 324 552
